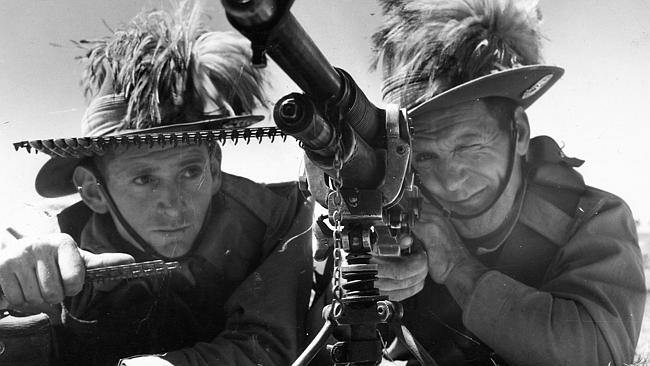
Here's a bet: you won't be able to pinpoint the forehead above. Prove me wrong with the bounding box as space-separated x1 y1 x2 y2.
412 99 500 138
101 144 211 167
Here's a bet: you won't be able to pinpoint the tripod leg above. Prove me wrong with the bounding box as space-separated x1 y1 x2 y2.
292 319 335 366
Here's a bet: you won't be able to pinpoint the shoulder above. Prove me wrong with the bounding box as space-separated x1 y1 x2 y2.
219 173 308 234
220 173 303 214
581 185 632 213
522 136 636 245
572 185 636 236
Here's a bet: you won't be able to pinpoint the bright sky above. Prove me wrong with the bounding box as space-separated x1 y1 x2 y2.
1 0 649 227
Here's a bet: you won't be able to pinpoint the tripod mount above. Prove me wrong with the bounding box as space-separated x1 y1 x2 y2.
219 1 437 364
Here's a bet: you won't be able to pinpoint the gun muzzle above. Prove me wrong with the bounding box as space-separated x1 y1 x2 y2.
220 0 276 27
274 93 384 189
274 93 336 156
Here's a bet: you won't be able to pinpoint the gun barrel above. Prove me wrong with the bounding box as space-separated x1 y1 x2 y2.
222 0 341 101
222 0 382 145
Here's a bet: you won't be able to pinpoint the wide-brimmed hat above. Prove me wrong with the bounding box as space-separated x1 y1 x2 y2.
373 0 560 116
15 4 268 198
408 64 563 117
21 93 263 198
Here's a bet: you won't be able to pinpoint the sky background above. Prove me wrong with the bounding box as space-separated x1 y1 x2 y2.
1 0 649 230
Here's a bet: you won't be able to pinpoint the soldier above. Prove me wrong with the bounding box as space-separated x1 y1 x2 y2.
371 0 645 364
0 3 312 366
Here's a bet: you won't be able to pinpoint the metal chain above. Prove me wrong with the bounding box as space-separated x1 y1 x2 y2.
331 133 345 301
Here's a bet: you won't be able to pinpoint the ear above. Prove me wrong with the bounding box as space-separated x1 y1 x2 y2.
209 155 223 195
72 165 109 214
513 106 530 156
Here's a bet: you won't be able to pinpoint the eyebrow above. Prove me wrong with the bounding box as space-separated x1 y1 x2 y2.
114 149 209 174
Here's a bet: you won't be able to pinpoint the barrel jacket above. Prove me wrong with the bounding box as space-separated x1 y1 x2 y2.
54 173 314 366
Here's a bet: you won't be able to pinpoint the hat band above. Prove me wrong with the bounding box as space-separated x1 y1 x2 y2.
81 94 129 137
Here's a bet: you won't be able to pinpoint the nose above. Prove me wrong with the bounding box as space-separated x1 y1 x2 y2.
155 181 185 218
434 158 468 194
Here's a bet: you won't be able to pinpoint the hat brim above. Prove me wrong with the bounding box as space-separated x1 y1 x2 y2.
409 65 564 118
36 157 83 198
32 114 264 198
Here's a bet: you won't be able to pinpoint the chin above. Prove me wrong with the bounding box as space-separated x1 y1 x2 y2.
157 243 193 258
148 235 195 258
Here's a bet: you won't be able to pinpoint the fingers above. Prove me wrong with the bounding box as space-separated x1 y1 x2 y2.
372 249 428 280
397 233 414 250
60 249 135 296
371 249 429 301
36 254 65 303
80 251 135 269
378 277 426 302
78 251 136 292
0 273 26 306
0 233 84 306
56 238 86 297
412 219 443 240
375 266 427 291
15 268 43 304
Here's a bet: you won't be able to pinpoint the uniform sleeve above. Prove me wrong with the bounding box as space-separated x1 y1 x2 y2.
460 193 645 366
148 198 314 366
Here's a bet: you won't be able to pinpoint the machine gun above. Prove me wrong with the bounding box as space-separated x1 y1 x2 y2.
220 1 434 365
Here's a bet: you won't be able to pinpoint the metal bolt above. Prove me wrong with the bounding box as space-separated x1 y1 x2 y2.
396 144 407 155
331 343 346 363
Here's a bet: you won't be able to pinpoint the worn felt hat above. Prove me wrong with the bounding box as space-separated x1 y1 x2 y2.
373 0 562 116
26 93 264 198
15 4 268 198
408 64 564 117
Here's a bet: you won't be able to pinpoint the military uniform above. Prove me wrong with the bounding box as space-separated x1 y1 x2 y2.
54 174 313 366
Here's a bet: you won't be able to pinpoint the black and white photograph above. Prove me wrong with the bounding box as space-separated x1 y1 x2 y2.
1 0 649 365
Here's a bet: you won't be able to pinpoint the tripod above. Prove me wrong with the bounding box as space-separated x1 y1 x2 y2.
293 217 438 366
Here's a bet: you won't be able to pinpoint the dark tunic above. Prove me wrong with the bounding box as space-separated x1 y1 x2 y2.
391 139 645 365
54 173 314 366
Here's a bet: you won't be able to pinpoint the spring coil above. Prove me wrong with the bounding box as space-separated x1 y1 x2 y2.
340 252 379 300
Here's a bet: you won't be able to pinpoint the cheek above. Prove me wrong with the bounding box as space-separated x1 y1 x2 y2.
109 187 155 225
181 185 214 210
466 152 509 184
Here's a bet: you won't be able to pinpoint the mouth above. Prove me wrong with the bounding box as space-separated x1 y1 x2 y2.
444 188 485 208
154 225 192 234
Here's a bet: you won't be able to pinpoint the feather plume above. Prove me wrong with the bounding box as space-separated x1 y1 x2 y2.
76 1 266 130
372 0 544 107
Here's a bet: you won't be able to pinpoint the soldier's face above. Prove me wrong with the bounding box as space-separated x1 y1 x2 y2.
100 144 221 257
411 100 512 217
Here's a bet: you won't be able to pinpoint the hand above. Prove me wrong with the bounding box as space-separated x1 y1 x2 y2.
411 212 473 285
370 235 428 301
0 232 134 307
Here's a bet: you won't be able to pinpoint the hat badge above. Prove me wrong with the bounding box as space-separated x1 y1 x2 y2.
521 74 555 100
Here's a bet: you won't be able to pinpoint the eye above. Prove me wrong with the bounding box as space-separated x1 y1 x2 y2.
181 165 204 179
414 152 438 163
455 144 481 153
133 175 155 186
